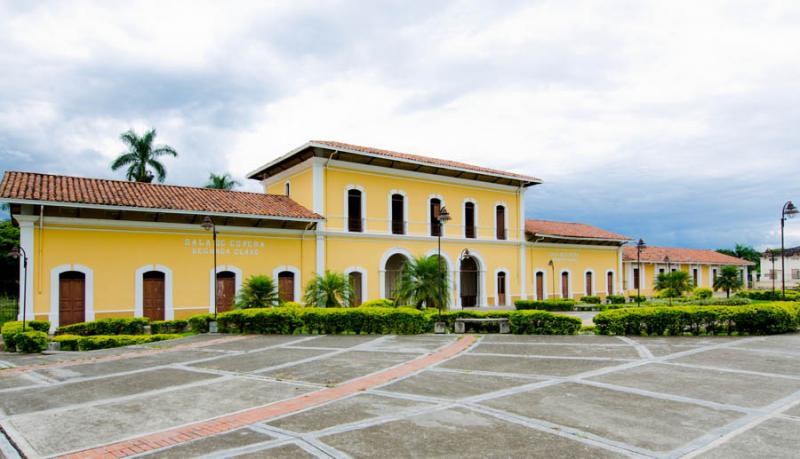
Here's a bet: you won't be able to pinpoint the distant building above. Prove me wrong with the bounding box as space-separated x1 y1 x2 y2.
756 246 800 289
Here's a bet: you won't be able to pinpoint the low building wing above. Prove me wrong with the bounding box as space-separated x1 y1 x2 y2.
525 219 629 245
622 246 754 266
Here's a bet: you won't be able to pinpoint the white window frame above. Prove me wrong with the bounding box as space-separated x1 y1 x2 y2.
494 201 509 240
427 194 446 237
209 265 243 313
494 268 509 306
49 264 94 331
463 198 478 239
559 269 572 299
583 269 595 297
344 266 369 306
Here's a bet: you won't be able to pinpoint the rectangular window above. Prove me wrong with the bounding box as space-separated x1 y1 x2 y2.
391 194 404 235
347 189 362 232
430 199 441 237
464 202 475 239
633 268 640 289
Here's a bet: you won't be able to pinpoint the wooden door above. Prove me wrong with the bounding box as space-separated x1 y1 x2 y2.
143 271 166 320
59 272 85 326
497 272 506 305
561 272 569 299
607 272 614 295
349 272 363 306
585 272 593 296
460 257 479 307
278 272 295 303
216 272 235 312
536 272 544 300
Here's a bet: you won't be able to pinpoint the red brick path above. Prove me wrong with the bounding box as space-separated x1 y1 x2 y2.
58 335 477 459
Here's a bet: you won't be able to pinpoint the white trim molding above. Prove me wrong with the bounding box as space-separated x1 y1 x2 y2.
456 249 487 308
134 265 174 320
344 184 367 233
344 266 368 305
559 269 572 299
583 269 595 297
272 265 302 303
209 265 243 312
605 269 616 296
379 247 414 299
49 264 94 332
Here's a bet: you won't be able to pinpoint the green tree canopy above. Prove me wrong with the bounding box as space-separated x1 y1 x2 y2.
0 220 20 296
717 244 761 272
205 173 240 190
235 275 279 309
654 270 694 298
713 265 744 298
393 255 449 311
303 271 353 308
110 128 177 183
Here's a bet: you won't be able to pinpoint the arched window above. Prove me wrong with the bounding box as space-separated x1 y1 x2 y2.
391 193 405 235
285 182 291 197
384 253 409 299
348 271 363 306
535 271 544 300
496 271 507 305
607 271 614 295
347 189 363 232
464 202 476 239
430 198 442 237
495 205 506 240
585 271 593 296
278 271 295 302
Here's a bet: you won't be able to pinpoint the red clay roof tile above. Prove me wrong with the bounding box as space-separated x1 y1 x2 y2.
525 219 629 241
622 246 753 266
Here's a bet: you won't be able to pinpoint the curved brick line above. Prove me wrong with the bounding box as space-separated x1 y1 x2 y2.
58 335 478 459
0 335 251 376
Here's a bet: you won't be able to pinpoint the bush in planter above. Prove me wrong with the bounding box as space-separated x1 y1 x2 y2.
56 318 149 336
149 320 189 334
579 296 601 304
1 320 50 351
75 334 182 351
692 287 713 299
235 275 279 309
359 298 395 308
514 299 576 311
606 295 626 304
16 331 48 353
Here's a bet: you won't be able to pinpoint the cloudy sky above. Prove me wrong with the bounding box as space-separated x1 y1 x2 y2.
1 0 799 250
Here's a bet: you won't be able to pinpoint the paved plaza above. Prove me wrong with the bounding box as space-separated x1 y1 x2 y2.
0 332 798 458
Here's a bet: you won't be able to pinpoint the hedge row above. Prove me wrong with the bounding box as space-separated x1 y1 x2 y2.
149 320 190 334
643 297 751 307
514 299 577 311
1 320 50 352
736 290 800 301
51 334 183 351
56 318 149 336
594 303 800 336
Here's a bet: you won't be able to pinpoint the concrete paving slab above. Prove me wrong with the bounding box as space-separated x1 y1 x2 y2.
379 369 537 400
670 347 800 377
258 350 419 385
0 374 37 390
36 349 215 381
472 342 640 359
189 347 331 373
732 333 800 355
697 418 800 459
319 407 622 458
231 443 316 458
267 393 435 433
781 402 800 417
138 427 274 459
300 335 381 348
629 337 740 357
480 334 623 344
438 354 618 377
199 335 305 352
480 382 743 453
356 335 455 354
590 362 800 408
7 378 313 456
0 368 219 416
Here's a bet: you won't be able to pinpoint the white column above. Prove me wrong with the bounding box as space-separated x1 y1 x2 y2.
312 158 326 276
315 234 325 276
617 246 624 294
17 220 35 321
518 187 527 300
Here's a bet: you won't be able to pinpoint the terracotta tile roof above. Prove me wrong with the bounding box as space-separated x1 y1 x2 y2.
0 171 322 220
310 140 542 183
525 219 630 241
622 246 754 266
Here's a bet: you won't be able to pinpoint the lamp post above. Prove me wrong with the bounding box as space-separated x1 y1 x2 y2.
765 249 776 299
547 259 555 298
201 216 218 331
664 255 672 306
8 246 28 332
780 201 798 300
636 239 646 307
434 207 451 332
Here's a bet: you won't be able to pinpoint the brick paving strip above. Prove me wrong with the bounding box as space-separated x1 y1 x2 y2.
58 335 478 459
0 335 252 376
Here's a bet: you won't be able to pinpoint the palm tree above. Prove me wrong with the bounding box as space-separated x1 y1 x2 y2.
654 270 693 299
110 128 177 183
394 255 449 310
303 271 353 308
205 173 240 190
713 265 744 298
236 275 279 308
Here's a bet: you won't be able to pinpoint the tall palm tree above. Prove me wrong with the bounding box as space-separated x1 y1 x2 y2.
394 255 449 310
205 173 240 190
713 265 744 298
110 128 177 183
303 271 353 308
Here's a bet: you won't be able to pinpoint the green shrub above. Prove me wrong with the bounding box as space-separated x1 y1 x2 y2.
16 331 48 353
56 318 149 336
645 297 751 307
359 298 396 308
692 287 713 299
427 310 581 335
579 296 601 304
594 303 798 336
606 295 626 304
187 314 214 333
514 299 576 311
277 301 305 308
1 320 50 351
51 334 81 351
627 295 646 303
736 290 800 301
75 334 182 351
236 275 279 309
149 320 189 334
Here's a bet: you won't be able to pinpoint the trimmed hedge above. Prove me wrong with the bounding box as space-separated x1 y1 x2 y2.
580 296 601 304
188 314 214 333
1 320 50 352
692 288 713 299
644 298 751 307
606 295 626 304
149 320 189 334
56 318 149 336
594 303 800 336
358 299 396 308
51 334 182 351
514 299 577 311
736 290 800 301
17 331 48 353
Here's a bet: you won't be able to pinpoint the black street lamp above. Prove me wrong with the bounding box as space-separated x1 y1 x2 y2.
547 259 555 298
201 216 218 325
780 201 798 300
636 239 646 307
435 207 451 330
8 245 28 332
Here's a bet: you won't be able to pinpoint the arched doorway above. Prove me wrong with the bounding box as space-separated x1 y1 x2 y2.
585 271 593 296
460 256 479 307
561 271 570 299
607 271 614 295
535 272 544 300
59 271 86 326
216 271 236 312
277 271 295 303
384 254 408 299
349 271 363 306
142 271 166 321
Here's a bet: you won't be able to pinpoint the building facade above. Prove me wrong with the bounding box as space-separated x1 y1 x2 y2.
0 140 751 331
755 246 800 289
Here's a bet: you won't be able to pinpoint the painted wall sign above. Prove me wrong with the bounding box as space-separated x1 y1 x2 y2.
548 251 578 262
184 238 265 256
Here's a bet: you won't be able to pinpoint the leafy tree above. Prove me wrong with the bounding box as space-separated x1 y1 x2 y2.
235 275 279 309
110 128 177 183
303 271 353 308
0 220 20 296
654 270 693 298
713 265 744 298
717 244 761 273
205 173 240 190
394 255 449 310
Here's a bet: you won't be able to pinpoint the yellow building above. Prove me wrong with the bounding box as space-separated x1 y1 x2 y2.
0 140 749 331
